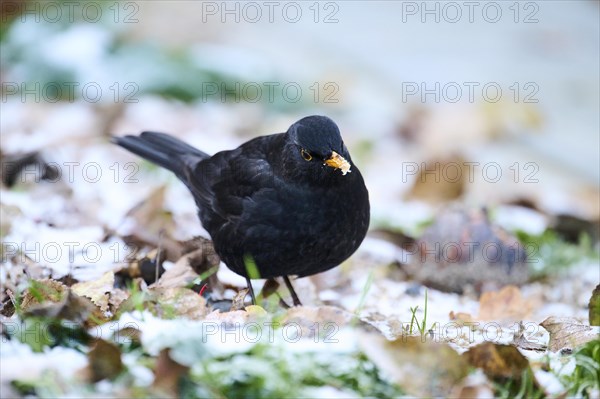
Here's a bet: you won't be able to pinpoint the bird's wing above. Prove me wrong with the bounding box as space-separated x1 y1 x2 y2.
185 135 282 229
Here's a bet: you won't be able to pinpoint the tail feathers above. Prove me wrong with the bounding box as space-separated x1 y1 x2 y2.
112 132 209 178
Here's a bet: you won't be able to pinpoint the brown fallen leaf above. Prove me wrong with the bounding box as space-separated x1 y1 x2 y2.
24 289 96 324
87 339 124 382
540 317 599 352
151 287 209 319
478 285 532 322
153 349 190 398
151 251 200 290
72 271 114 312
463 342 543 397
512 321 547 352
108 288 129 313
361 333 469 397
20 279 68 311
21 280 105 326
231 288 249 311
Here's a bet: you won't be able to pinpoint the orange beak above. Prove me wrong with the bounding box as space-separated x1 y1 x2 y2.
324 151 351 175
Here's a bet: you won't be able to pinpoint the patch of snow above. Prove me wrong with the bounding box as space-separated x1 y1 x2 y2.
494 205 549 235
0 340 87 383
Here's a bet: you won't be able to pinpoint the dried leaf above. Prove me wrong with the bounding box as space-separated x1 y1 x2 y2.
153 349 190 397
87 339 124 382
20 279 68 311
152 287 208 319
540 317 599 352
231 288 249 311
72 271 115 312
151 251 200 290
512 321 547 352
108 288 129 312
478 285 532 322
361 333 468 397
25 289 95 324
464 342 542 397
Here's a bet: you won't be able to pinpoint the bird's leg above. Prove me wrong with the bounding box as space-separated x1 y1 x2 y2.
283 275 302 306
246 278 256 305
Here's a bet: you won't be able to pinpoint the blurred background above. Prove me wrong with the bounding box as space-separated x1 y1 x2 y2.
1 2 599 396
1 0 598 282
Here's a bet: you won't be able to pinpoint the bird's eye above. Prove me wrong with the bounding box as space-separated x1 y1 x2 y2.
300 149 312 161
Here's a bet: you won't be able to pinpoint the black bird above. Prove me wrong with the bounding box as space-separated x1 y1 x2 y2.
113 115 370 305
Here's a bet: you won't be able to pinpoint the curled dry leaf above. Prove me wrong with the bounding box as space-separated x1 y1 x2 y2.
360 333 469 397
72 271 115 313
512 321 547 352
540 316 599 352
231 288 249 311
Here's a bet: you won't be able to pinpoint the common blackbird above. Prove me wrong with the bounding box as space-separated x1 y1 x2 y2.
113 115 370 305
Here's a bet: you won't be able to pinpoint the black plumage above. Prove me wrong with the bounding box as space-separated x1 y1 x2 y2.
113 115 370 305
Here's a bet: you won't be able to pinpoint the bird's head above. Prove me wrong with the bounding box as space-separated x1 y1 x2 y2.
283 115 354 183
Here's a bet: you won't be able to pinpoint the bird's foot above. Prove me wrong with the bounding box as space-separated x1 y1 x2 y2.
283 275 303 306
245 278 257 305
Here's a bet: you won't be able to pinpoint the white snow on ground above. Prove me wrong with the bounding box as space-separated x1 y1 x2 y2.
0 340 87 383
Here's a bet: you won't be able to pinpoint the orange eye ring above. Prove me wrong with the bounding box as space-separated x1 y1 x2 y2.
301 149 312 161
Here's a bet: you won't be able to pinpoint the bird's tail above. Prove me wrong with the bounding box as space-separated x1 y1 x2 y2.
112 132 209 179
